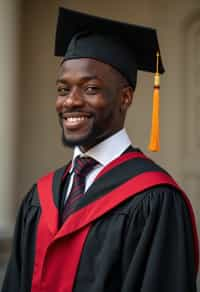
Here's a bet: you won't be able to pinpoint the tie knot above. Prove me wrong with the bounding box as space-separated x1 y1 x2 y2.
73 156 98 177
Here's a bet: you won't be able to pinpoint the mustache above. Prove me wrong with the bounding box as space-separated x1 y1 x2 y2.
58 111 94 119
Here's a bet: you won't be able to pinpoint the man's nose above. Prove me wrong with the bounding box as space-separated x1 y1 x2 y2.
63 87 84 108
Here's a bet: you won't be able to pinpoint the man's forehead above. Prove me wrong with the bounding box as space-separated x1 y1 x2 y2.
57 58 119 80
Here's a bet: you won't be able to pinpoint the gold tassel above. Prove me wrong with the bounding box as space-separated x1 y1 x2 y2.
148 52 160 152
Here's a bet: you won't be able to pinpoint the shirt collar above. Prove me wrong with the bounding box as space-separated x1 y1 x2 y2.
70 129 131 172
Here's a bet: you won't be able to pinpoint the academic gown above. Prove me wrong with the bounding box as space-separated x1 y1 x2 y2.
1 148 198 292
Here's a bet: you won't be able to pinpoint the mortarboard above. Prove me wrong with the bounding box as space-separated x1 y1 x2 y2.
54 7 165 151
55 7 164 89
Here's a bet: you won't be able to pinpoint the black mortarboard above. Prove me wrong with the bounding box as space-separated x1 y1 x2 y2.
54 7 165 90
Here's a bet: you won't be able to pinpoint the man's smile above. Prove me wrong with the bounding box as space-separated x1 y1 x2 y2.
61 112 93 130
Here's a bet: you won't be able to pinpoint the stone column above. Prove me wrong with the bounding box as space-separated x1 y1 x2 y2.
0 0 20 233
0 0 20 285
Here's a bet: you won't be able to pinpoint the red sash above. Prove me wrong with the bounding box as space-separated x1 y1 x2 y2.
31 152 199 292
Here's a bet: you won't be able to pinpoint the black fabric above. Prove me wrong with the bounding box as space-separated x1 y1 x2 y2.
73 185 196 292
1 148 197 292
1 185 40 292
59 172 70 215
55 7 165 89
72 154 169 213
52 165 67 208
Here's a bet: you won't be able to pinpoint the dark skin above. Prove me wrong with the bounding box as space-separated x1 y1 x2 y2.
56 58 134 152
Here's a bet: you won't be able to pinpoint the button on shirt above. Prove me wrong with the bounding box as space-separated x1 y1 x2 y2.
64 129 132 203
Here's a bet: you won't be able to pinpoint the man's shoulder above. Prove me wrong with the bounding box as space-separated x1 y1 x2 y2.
22 163 70 208
38 163 70 182
118 147 170 180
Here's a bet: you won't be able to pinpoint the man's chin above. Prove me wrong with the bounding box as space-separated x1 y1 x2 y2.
61 131 95 149
61 126 111 151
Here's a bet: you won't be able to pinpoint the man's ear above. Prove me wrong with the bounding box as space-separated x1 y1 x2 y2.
120 86 134 112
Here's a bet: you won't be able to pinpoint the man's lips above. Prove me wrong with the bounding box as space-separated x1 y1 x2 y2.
61 112 93 129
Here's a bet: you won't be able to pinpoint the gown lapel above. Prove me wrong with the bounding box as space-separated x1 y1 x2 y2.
38 149 170 238
36 147 199 274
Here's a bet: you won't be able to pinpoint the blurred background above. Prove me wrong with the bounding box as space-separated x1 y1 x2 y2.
0 0 199 289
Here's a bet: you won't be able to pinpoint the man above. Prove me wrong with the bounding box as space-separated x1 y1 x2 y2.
2 7 199 292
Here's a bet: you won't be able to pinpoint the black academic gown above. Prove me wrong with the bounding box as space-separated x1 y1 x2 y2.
1 148 198 292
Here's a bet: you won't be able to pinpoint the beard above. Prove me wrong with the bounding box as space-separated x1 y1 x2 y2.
58 113 96 148
61 120 100 149
61 122 113 151
58 108 119 151
61 127 95 148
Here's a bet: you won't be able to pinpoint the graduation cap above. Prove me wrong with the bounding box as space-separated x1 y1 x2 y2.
55 7 165 151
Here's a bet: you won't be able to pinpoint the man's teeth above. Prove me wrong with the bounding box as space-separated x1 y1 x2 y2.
66 116 87 122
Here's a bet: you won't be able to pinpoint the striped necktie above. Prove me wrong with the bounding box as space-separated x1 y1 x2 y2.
62 156 98 223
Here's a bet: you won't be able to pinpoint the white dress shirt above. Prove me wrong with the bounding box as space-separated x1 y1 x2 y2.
64 128 132 203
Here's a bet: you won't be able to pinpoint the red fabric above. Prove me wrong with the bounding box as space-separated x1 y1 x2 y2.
31 172 91 292
31 153 199 292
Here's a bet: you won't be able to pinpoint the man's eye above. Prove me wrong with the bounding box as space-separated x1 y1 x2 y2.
57 87 69 96
85 86 100 94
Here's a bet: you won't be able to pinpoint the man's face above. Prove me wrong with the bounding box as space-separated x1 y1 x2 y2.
56 58 133 152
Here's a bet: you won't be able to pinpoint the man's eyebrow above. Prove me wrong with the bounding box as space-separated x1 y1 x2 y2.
56 75 100 85
56 78 65 85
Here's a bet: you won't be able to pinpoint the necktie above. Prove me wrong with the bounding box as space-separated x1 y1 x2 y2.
62 156 98 223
